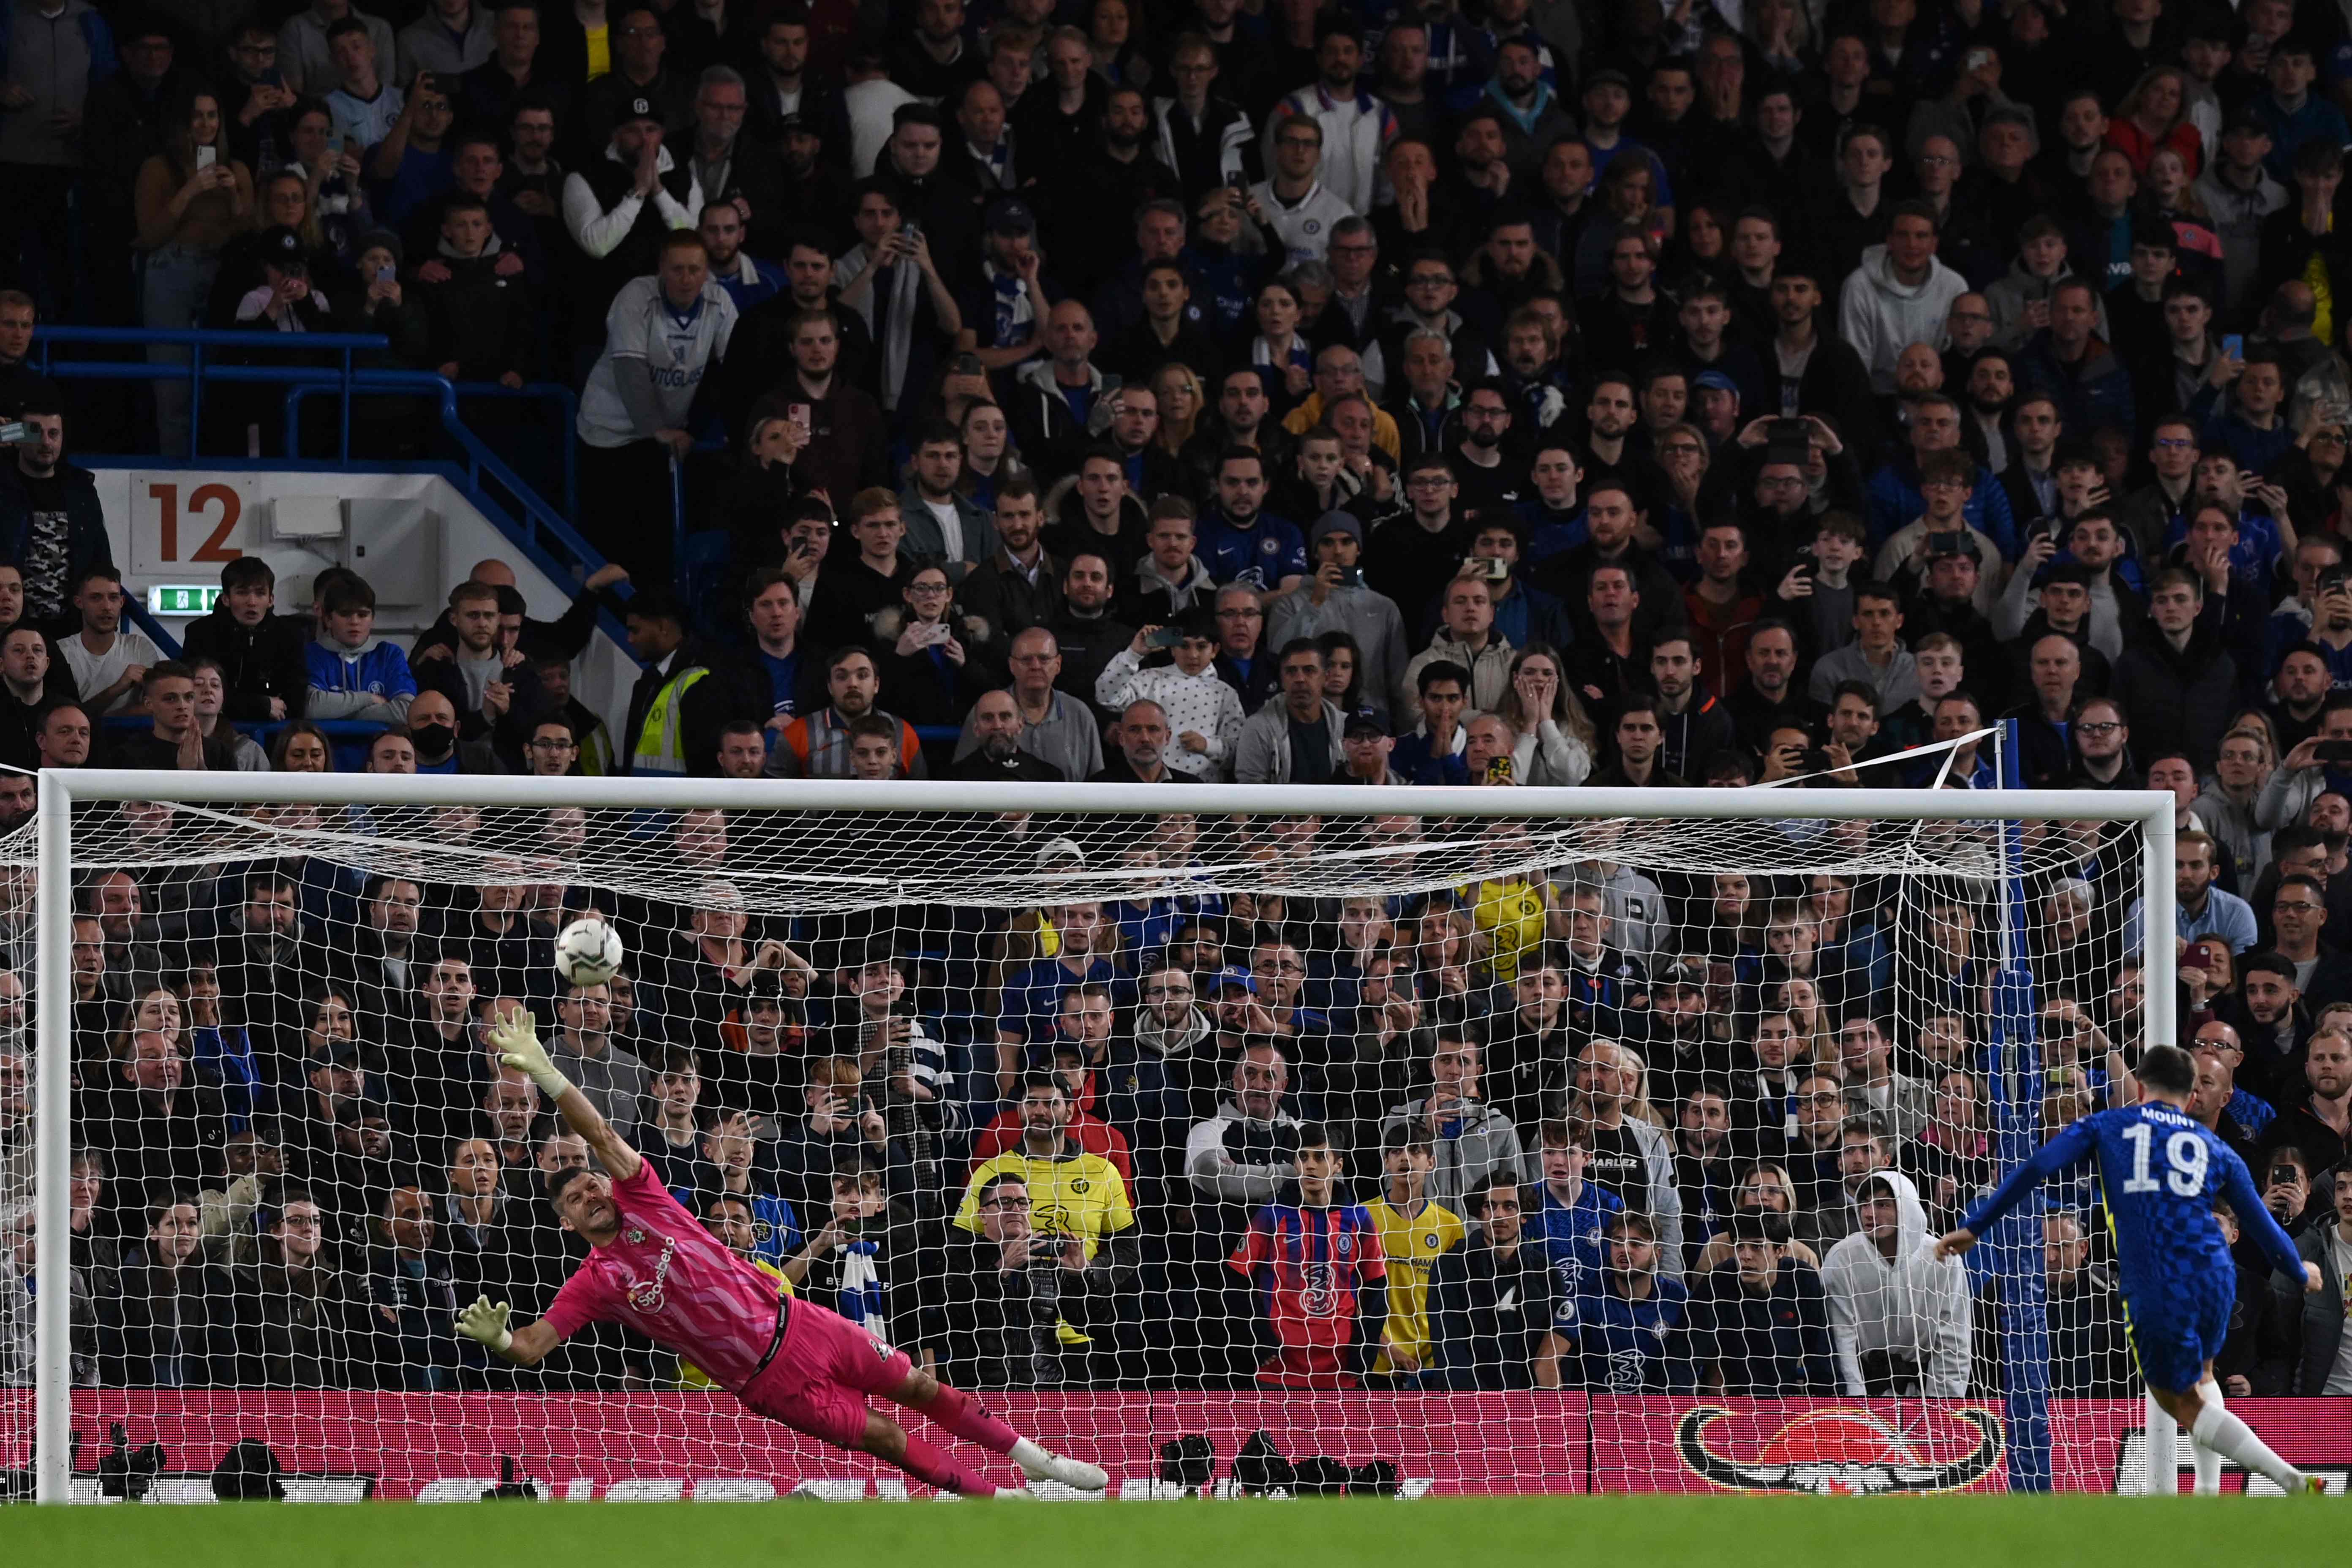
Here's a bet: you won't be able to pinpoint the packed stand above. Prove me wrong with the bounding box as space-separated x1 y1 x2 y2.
0 0 2349 1404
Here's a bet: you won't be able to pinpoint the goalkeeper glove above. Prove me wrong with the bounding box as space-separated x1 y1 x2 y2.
489 1005 571 1100
456 1295 513 1354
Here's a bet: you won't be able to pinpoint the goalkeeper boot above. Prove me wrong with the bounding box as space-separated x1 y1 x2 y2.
2305 1475 2330 1496
1015 1448 1109 1492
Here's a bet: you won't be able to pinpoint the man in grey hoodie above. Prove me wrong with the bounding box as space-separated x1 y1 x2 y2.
1231 637 1348 783
1120 501 1217 625
1835 201 1970 395
1378 1031 1525 1208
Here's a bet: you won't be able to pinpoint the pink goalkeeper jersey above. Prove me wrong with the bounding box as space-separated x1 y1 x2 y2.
543 1157 786 1392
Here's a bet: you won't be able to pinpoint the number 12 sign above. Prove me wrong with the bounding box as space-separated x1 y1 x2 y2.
130 476 250 575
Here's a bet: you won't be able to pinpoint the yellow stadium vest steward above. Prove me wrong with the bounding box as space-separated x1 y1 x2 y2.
631 664 712 776
578 719 617 776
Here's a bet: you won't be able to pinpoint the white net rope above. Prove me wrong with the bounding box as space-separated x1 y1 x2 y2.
5 768 2162 1497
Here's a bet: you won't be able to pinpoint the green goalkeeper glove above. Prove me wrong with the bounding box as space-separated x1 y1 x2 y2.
456 1295 513 1354
489 1004 570 1100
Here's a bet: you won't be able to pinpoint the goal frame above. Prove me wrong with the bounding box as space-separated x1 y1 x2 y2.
27 770 2179 1503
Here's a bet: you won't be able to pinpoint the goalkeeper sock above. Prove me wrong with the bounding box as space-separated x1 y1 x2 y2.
2190 1401 2306 1493
921 1384 1021 1456
895 1432 999 1497
2142 1392 2178 1495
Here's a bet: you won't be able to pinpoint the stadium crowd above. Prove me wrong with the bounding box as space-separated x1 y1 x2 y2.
3 0 2352 1404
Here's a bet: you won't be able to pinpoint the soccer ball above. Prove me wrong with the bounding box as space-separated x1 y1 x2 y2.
553 917 624 987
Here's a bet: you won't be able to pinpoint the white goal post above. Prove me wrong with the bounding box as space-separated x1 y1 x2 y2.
25 770 2177 1503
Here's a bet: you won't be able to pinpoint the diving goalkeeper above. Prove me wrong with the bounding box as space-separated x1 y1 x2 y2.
454 1005 1109 1497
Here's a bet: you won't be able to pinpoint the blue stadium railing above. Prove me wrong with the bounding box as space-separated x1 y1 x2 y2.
31 324 639 672
27 324 388 462
28 325 585 530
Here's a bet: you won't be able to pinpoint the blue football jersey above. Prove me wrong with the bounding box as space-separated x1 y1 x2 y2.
1198 512 1309 591
1963 1103 2303 1304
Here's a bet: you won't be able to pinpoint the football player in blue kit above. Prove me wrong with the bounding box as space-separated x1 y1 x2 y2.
1935 1044 2328 1497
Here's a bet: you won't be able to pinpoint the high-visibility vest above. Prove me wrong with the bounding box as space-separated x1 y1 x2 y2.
577 719 617 777
631 664 711 776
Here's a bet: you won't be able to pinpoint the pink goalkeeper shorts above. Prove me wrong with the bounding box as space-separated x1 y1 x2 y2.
737 1298 915 1448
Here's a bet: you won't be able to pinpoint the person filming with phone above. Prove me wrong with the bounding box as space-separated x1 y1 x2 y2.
2272 692 2352 824
1265 512 1411 717
772 1055 892 1214
1094 607 1244 779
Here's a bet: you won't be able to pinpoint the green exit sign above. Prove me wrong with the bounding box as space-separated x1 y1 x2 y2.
147 585 220 615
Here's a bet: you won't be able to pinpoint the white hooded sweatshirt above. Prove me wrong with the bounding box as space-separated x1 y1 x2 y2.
1820 1169 1973 1396
1836 244 1970 395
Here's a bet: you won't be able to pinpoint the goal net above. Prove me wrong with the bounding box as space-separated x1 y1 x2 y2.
8 762 2176 1500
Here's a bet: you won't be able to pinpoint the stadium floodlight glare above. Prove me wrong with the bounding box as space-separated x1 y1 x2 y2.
25 767 2176 1502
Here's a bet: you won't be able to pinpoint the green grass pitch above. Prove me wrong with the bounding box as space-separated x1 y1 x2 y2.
5 1496 2346 1567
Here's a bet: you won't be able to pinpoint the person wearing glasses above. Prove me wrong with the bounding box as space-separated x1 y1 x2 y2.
1444 378 1523 518
1207 582 1275 711
1244 112 1355 268
218 23 300 170
574 5 690 150
523 716 582 776
1362 452 1468 630
936 1173 1116 1388
2266 876 2341 1001
2060 690 2134 786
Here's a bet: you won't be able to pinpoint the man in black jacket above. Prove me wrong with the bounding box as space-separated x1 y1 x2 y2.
572 6 692 152
412 197 539 384
0 391 112 634
2263 1172 2352 1394
960 477 1063 640
1428 1173 1565 1389
949 690 1067 781
180 557 312 723
933 1172 1109 1388
560 97 702 339
105 663 241 771
99 1192 253 1388
411 559 630 665
1682 1209 1838 1395
1898 538 2008 710
2112 568 2238 775
0 622 76 770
